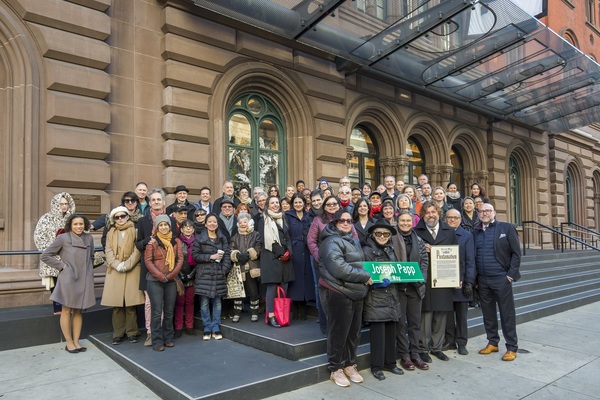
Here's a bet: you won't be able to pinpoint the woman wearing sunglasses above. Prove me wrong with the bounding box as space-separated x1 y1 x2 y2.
101 206 145 345
319 210 372 387
362 219 406 380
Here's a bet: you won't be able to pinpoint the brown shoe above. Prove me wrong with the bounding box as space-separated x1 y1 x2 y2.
153 345 164 352
165 341 174 348
479 344 499 354
502 350 517 361
411 357 429 370
343 365 364 383
400 357 415 371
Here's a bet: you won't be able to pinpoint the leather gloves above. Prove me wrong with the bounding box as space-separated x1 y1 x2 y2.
463 283 473 298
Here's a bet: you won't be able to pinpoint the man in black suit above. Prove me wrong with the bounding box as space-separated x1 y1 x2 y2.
213 180 240 212
165 185 195 217
473 203 521 361
216 198 238 242
414 200 457 363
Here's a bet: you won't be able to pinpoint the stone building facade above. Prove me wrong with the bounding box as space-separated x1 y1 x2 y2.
0 0 599 306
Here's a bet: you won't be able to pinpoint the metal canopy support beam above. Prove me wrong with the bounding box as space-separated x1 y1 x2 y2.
290 0 348 40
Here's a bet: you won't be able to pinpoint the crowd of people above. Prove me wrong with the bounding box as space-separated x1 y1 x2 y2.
34 174 522 387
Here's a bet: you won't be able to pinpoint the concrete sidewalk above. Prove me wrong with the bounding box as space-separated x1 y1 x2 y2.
1 302 599 400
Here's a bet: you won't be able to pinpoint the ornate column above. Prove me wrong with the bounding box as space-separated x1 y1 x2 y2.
438 164 453 189
395 155 409 182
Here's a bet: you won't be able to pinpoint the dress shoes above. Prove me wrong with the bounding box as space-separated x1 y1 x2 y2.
457 345 469 355
419 352 433 363
399 357 415 371
442 343 457 351
185 328 197 336
268 316 281 328
371 369 385 381
76 346 87 352
384 366 404 375
479 344 499 354
153 345 165 352
431 351 449 361
411 357 429 370
165 341 175 348
502 350 517 361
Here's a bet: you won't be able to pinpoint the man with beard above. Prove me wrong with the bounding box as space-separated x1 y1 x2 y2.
420 183 433 202
473 203 521 362
414 200 457 363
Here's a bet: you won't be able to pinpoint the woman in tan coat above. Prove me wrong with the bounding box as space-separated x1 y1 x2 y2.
101 206 145 345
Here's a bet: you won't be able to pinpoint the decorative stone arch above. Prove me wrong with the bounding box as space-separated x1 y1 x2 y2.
564 155 586 224
345 97 405 181
0 3 43 267
403 113 451 186
448 126 487 190
592 168 600 231
209 61 313 190
560 28 579 48
506 140 537 225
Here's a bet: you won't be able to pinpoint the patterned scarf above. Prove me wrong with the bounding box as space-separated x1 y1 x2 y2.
156 230 175 271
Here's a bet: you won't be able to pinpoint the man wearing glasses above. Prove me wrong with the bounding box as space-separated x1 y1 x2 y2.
473 203 521 362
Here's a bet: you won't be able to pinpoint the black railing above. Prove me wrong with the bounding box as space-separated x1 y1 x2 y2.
560 222 600 249
522 220 600 255
0 247 104 256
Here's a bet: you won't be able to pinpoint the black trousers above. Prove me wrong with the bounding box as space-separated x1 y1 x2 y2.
445 301 469 346
370 321 397 370
477 275 518 351
324 288 363 371
396 285 422 359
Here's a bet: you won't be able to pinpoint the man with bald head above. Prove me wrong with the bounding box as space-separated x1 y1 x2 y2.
443 209 476 355
473 203 521 362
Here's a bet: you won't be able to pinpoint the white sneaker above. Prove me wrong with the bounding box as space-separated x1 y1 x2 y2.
330 369 351 387
203 332 211 341
343 365 364 383
212 331 222 340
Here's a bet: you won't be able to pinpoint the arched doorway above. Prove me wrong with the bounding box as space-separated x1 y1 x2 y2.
349 126 379 188
227 93 286 191
509 156 522 226
406 137 425 185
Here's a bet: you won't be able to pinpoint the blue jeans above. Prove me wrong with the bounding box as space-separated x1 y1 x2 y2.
200 296 222 333
146 279 177 346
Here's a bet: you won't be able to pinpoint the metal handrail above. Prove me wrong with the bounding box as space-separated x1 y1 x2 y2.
0 247 104 256
522 220 600 255
560 222 600 248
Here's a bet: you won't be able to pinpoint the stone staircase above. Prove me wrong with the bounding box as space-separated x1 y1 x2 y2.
2 249 599 399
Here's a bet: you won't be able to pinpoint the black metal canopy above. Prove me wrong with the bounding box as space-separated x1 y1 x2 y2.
189 0 600 133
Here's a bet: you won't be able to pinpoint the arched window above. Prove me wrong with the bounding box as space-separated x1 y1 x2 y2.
509 156 522 226
349 127 378 188
566 170 574 223
227 94 286 191
406 138 425 185
450 146 464 194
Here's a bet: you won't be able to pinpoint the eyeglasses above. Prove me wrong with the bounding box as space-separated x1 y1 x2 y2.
195 212 206 217
478 210 493 214
114 214 128 220
123 199 137 203
325 203 338 207
336 218 353 225
373 231 391 238
446 216 460 220
222 205 233 208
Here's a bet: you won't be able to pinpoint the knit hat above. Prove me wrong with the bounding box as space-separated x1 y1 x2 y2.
155 214 172 229
110 206 129 219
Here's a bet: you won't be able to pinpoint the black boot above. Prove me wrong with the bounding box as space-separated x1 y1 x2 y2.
298 301 307 320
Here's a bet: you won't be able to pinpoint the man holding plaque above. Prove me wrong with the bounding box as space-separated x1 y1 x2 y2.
473 203 521 362
414 201 457 363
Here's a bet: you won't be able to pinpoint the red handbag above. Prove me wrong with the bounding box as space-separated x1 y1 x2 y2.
265 286 291 327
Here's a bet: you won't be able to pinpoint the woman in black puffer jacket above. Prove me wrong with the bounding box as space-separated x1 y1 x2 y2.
192 213 231 340
318 210 372 388
362 220 405 381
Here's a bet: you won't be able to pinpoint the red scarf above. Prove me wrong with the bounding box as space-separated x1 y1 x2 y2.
340 199 351 208
369 204 381 217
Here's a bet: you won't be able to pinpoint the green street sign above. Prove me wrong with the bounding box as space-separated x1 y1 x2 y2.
363 262 425 283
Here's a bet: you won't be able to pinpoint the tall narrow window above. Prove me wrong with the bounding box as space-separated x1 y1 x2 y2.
509 156 522 226
587 0 596 25
450 147 464 195
227 94 285 191
566 170 574 223
406 138 425 185
349 127 378 188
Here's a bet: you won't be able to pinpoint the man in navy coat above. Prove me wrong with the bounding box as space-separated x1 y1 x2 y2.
443 208 476 355
473 203 521 361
